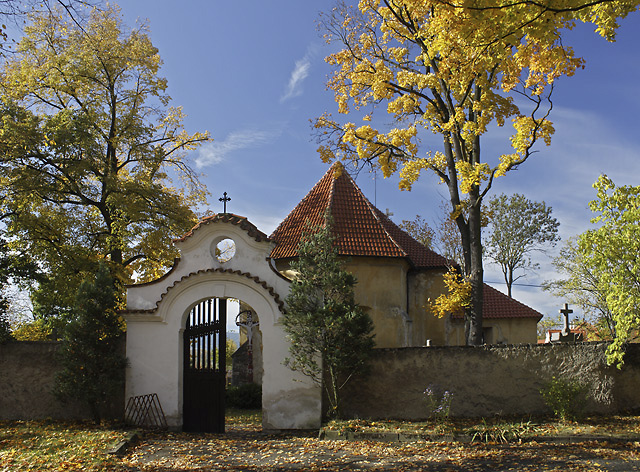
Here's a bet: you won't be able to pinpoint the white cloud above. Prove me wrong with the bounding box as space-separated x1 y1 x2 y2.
195 128 282 168
280 45 318 103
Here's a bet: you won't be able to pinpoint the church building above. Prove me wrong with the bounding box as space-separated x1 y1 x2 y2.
269 163 542 348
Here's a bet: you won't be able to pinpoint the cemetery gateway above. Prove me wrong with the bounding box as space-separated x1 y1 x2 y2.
123 164 543 432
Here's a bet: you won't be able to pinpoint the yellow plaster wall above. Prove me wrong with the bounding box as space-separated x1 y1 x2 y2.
274 257 539 348
274 257 413 348
448 318 539 345
344 258 411 348
407 270 450 346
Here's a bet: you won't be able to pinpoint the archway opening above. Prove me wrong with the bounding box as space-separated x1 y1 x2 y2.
182 297 263 433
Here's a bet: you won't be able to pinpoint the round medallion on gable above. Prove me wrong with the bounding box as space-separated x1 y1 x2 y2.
211 237 236 263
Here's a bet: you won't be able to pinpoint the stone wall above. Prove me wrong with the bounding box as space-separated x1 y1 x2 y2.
341 342 640 419
0 341 124 421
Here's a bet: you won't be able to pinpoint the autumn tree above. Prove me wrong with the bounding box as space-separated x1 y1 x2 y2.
485 193 559 297
563 176 640 366
399 214 435 247
282 216 375 418
315 0 635 345
400 198 465 268
0 213 42 337
0 5 209 315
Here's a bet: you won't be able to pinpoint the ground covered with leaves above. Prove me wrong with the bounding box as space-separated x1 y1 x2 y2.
0 420 129 471
2 412 640 471
324 415 640 443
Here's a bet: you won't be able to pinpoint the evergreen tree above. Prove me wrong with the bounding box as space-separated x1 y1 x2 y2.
55 263 126 422
282 215 375 418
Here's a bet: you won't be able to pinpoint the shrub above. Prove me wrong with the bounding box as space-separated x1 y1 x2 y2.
540 376 587 421
227 383 262 409
54 263 126 423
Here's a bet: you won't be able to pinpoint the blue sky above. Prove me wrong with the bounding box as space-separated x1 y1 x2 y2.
117 1 640 322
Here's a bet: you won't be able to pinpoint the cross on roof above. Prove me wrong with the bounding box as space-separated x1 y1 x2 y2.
219 192 231 214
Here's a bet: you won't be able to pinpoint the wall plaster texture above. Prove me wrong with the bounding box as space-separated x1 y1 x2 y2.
341 342 640 419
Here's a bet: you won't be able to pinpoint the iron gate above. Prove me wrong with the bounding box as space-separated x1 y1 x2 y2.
183 298 227 433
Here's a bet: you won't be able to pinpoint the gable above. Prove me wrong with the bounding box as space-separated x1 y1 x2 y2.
270 163 449 269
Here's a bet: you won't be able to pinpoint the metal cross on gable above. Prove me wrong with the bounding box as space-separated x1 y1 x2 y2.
219 192 231 214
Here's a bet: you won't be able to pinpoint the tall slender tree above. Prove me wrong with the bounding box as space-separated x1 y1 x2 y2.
55 263 126 422
485 193 559 297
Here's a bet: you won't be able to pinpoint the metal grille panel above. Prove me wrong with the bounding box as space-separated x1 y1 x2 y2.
183 298 227 433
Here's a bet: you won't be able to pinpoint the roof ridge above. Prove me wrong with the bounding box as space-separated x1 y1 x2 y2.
269 166 335 239
269 163 448 268
175 213 269 243
326 165 337 227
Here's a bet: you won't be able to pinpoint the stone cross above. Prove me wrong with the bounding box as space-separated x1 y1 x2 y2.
219 192 231 214
236 310 259 346
560 303 573 336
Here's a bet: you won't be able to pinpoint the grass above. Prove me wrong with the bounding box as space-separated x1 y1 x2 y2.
324 415 640 443
225 408 262 428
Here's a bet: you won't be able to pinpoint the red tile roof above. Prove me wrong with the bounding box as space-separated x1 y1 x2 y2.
483 284 543 320
270 162 543 321
269 163 449 269
175 213 270 243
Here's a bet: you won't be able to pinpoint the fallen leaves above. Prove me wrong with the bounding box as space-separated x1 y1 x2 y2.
0 420 129 471
121 428 640 471
2 415 640 471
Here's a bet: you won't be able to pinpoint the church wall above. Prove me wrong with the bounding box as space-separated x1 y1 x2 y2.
344 257 412 349
407 269 449 346
448 318 539 345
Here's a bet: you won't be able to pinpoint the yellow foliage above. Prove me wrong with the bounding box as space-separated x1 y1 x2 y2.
428 268 472 318
12 319 53 341
317 0 634 199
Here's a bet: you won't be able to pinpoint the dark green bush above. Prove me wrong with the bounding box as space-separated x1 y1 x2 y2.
226 383 262 409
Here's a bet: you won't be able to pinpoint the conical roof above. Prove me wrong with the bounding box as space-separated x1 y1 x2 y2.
269 163 449 269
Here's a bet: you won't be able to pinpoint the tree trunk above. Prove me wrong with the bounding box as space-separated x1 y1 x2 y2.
466 188 484 345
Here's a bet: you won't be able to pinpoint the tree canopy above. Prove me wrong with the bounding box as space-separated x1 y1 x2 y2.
485 193 559 297
574 176 640 367
543 237 618 341
315 0 636 344
0 5 209 315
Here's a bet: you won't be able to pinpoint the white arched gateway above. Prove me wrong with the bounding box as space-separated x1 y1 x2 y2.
124 214 321 431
